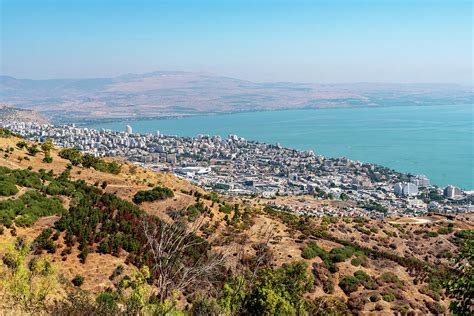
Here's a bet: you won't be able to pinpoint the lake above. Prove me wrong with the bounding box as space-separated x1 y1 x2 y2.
88 104 474 189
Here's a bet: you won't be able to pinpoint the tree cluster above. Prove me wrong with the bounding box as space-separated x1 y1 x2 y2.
132 186 174 204
59 148 121 174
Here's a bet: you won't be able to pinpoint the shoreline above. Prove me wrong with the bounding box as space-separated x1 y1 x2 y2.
81 103 473 190
63 102 473 126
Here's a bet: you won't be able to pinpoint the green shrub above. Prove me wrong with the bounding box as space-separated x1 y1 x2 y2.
0 180 18 196
27 145 40 156
354 270 370 282
58 148 121 174
378 272 403 287
72 275 85 287
181 202 208 222
437 226 453 235
244 261 314 315
219 203 232 214
132 186 174 204
351 258 362 267
382 292 395 302
354 270 376 289
16 141 28 149
0 190 66 227
301 241 326 259
425 231 439 238
191 296 222 315
339 276 359 294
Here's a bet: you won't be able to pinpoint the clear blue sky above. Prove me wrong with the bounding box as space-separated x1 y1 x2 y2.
1 0 472 83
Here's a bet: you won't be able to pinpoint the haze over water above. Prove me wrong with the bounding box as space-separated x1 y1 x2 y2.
90 104 474 190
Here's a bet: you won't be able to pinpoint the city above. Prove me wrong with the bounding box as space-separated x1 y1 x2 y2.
2 120 472 218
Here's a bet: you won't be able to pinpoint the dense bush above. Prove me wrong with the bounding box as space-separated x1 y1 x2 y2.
180 202 208 222
59 148 82 165
425 231 439 238
382 292 395 302
301 241 326 259
243 261 314 315
354 270 376 289
351 257 362 266
437 226 453 235
0 190 66 227
0 180 18 196
339 275 360 294
378 272 403 287
132 186 174 204
59 148 121 174
0 167 44 190
72 275 85 287
219 203 233 214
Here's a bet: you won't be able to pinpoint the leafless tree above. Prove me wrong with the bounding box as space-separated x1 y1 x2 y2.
222 223 276 314
140 214 226 304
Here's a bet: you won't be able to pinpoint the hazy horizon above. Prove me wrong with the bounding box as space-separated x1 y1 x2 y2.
2 71 474 86
1 0 472 84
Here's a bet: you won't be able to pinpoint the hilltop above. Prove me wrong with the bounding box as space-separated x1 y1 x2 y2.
1 72 472 123
0 132 472 315
0 104 48 124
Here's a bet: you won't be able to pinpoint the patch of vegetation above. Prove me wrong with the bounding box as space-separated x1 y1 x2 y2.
442 234 473 315
0 128 16 136
437 226 453 235
306 296 349 315
378 272 403 287
0 166 44 190
221 261 314 315
0 238 58 311
219 202 233 214
301 241 326 259
351 257 362 266
424 231 439 238
59 148 121 174
0 179 18 196
339 275 360 294
354 270 376 289
132 186 174 204
358 201 388 214
180 202 209 222
0 190 65 227
382 292 395 302
71 275 85 287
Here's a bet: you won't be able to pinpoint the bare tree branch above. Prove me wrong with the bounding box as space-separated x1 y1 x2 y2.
140 214 226 303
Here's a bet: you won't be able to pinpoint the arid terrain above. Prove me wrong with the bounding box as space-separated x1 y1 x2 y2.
1 72 472 122
0 133 472 315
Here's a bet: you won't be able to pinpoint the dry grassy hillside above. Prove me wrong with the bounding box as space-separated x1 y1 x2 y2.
0 134 472 315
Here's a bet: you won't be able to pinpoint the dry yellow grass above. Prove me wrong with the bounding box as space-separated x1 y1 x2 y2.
1 135 472 313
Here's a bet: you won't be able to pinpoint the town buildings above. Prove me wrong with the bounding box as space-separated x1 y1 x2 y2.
2 120 472 217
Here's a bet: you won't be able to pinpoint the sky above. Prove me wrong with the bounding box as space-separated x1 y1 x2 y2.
0 0 472 83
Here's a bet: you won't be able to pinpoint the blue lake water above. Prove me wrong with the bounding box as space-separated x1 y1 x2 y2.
88 104 474 189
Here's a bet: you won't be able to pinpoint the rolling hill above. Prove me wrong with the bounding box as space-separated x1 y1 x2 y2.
1 72 472 123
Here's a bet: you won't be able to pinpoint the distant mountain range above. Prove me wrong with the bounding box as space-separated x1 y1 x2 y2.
1 71 472 123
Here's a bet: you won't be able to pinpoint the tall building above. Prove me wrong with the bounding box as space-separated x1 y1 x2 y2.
394 182 418 196
444 185 463 199
125 125 133 134
410 175 430 187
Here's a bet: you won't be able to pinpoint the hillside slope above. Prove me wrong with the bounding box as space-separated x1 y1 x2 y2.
0 133 472 315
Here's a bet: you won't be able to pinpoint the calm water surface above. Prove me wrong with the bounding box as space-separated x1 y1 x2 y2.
89 104 474 189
